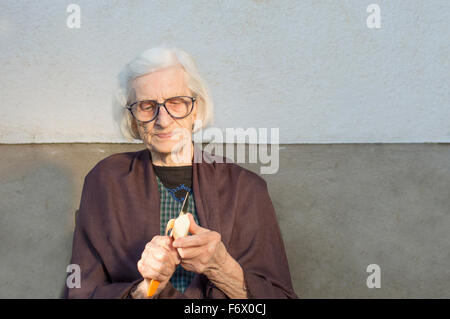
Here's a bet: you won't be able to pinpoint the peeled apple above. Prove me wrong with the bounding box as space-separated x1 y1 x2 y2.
165 214 190 239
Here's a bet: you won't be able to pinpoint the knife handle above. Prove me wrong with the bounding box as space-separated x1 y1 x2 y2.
147 279 160 297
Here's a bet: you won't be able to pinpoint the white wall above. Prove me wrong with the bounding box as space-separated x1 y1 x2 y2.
0 0 449 144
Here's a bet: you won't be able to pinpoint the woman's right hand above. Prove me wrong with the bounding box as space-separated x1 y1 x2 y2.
136 235 181 298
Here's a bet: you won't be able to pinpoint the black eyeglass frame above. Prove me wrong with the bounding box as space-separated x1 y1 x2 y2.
126 96 197 123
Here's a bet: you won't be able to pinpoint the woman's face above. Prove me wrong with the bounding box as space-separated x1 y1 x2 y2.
132 65 197 155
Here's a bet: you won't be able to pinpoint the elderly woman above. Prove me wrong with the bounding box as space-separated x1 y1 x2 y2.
63 47 297 299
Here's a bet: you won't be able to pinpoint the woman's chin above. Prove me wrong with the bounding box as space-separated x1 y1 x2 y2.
150 143 174 154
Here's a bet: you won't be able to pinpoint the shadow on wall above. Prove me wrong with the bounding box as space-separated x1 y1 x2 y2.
0 153 77 298
3 143 449 298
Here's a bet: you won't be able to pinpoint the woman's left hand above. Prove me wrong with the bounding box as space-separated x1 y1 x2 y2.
172 213 229 276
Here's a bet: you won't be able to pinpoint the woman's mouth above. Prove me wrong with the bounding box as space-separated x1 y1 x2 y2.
155 132 173 139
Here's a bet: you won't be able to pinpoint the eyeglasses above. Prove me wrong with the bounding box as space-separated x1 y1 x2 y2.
126 96 196 123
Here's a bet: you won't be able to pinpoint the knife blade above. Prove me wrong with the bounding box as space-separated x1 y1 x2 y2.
178 191 190 217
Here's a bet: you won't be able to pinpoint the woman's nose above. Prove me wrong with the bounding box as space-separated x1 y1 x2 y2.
155 105 173 126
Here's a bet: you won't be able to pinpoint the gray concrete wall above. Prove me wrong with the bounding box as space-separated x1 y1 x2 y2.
1 143 449 298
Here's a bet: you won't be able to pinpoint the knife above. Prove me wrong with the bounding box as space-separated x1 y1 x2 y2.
147 191 190 297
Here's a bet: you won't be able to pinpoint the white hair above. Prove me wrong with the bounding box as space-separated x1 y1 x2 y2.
116 46 214 141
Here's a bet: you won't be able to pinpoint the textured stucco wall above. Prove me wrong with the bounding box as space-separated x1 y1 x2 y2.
0 0 449 143
0 143 449 298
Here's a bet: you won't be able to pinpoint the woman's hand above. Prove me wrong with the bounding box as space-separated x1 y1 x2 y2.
172 213 229 276
136 235 181 297
170 214 247 299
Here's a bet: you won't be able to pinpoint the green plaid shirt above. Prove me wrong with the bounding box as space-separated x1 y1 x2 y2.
156 174 200 293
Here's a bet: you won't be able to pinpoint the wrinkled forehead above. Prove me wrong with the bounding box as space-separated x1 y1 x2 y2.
133 65 190 100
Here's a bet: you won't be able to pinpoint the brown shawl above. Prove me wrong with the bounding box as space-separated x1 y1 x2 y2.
63 144 298 299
